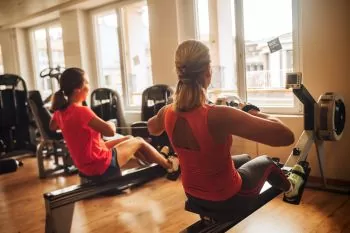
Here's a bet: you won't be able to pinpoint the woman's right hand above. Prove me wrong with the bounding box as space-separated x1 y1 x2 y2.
88 116 116 137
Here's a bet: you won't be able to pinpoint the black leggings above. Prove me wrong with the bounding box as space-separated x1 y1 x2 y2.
186 154 291 213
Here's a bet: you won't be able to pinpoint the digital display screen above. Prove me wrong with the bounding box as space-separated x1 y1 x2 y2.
287 74 298 84
286 72 301 85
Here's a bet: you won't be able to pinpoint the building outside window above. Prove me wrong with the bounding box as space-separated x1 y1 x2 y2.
196 0 300 113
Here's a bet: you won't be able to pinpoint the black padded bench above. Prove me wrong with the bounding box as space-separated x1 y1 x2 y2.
180 182 282 233
181 162 312 233
44 163 166 233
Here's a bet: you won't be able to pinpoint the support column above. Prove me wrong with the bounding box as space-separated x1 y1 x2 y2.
176 0 197 41
60 10 95 89
147 0 179 87
0 28 34 89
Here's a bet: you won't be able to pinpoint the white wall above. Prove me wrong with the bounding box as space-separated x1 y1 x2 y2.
147 0 179 87
15 28 34 89
60 9 95 91
0 29 19 74
0 28 34 89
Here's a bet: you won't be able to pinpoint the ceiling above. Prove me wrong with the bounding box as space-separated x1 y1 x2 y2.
0 0 119 28
0 0 71 27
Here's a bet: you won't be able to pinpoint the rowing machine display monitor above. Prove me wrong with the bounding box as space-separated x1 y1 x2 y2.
285 72 302 89
284 72 348 194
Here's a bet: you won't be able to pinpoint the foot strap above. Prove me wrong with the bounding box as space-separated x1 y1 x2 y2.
167 167 181 181
289 169 306 180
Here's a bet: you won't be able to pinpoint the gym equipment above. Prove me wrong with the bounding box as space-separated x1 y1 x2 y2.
182 72 347 232
43 163 166 233
90 88 128 135
39 66 65 105
181 182 281 233
40 66 65 81
283 72 348 194
0 158 23 175
215 95 243 107
0 74 36 157
141 84 173 121
131 84 174 151
28 90 77 178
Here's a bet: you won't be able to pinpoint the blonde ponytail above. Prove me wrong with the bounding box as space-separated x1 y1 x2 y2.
173 40 210 112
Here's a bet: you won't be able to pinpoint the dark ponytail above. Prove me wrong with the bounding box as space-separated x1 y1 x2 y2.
51 90 68 111
50 67 85 112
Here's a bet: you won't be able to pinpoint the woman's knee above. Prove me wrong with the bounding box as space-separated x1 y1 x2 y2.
241 154 252 161
256 155 275 164
231 154 252 166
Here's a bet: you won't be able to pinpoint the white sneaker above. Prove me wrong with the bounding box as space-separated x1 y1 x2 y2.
167 156 179 173
284 164 305 199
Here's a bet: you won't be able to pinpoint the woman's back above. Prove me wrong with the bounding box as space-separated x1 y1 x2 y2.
164 104 242 201
53 104 111 176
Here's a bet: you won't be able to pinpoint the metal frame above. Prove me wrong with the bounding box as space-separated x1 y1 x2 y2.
284 73 349 194
44 163 166 233
36 139 76 179
181 182 281 233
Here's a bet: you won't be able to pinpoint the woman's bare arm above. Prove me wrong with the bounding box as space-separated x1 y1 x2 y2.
209 105 295 147
148 106 167 136
49 118 59 131
88 116 116 137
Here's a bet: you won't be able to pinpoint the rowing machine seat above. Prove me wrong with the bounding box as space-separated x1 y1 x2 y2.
185 199 238 223
78 170 122 184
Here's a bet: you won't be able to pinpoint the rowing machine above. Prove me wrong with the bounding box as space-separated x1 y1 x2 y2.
283 72 348 195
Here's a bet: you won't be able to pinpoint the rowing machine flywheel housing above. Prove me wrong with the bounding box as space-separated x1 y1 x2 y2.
317 92 346 141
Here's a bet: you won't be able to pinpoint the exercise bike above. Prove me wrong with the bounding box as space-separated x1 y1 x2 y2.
39 66 65 107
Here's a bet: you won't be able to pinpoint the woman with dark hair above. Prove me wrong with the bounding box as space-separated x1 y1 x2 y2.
147 40 305 213
49 67 179 179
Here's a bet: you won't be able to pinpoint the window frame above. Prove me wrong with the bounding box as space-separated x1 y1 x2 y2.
29 20 64 94
90 0 151 111
195 0 302 114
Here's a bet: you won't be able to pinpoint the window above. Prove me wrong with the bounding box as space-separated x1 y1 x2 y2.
30 24 65 100
196 0 239 102
196 0 300 113
93 1 152 109
94 11 124 97
0 45 3 74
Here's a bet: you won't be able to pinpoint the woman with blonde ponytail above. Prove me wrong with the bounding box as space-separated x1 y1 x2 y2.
173 40 210 112
49 67 179 180
148 40 305 214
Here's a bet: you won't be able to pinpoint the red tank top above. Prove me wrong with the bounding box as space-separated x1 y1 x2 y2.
164 104 242 201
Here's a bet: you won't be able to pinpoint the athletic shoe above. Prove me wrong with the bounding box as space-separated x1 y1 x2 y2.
284 164 305 199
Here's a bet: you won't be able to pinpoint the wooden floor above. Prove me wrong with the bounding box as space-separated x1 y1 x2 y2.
0 156 349 233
